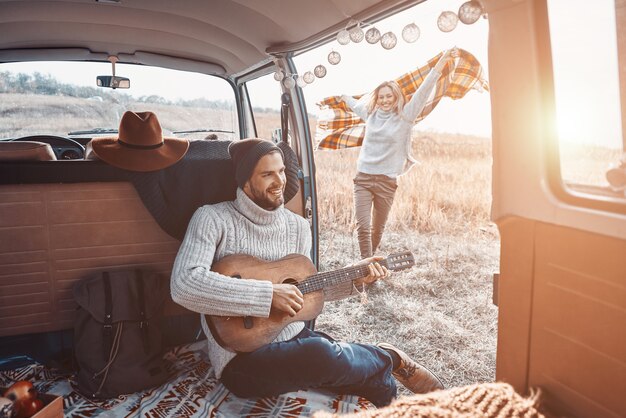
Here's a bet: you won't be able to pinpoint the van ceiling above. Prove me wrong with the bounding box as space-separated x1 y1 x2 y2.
0 0 423 76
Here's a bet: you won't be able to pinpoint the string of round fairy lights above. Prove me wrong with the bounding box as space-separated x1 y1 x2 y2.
274 0 485 89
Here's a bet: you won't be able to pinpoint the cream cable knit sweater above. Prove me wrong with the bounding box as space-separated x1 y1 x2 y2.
171 188 350 378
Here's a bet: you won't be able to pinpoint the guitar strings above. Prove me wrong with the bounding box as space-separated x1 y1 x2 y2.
294 255 411 304
296 259 391 294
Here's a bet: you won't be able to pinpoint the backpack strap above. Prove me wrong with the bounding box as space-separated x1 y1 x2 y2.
136 269 150 354
102 271 113 361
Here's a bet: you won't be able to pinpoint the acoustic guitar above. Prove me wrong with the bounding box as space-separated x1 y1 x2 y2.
206 251 415 352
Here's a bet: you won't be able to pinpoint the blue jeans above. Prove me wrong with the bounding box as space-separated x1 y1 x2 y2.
220 327 397 407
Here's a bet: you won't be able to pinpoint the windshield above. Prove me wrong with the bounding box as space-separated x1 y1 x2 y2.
0 61 239 141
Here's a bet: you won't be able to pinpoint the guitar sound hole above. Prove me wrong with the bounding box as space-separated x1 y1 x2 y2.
283 278 298 285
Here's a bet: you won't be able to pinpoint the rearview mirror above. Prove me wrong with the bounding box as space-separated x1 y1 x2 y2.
96 75 130 89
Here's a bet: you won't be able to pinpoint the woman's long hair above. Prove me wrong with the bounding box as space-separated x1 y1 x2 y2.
367 80 405 115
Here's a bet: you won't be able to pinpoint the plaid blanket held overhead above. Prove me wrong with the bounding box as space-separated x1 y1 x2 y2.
316 49 489 150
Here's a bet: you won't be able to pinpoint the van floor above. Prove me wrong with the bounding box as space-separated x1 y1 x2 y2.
0 341 373 417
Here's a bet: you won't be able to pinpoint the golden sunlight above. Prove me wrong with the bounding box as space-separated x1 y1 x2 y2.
555 100 590 147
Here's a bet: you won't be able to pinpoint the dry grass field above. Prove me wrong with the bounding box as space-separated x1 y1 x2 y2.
559 144 623 187
0 93 239 141
312 131 499 394
314 134 493 235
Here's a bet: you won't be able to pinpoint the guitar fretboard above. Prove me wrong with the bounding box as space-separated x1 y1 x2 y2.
296 259 390 294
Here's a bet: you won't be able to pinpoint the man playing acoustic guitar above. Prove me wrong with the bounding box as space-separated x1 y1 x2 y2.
171 138 443 407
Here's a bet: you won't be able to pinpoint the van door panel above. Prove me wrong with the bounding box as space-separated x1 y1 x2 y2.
497 216 626 417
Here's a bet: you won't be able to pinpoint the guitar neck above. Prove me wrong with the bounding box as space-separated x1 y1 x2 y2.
296 259 390 295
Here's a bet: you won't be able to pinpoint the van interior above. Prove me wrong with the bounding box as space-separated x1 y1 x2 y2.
0 0 624 417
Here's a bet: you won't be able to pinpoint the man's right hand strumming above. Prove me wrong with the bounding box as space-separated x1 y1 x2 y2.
272 283 304 317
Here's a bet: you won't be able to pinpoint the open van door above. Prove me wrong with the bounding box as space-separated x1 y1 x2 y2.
485 1 626 417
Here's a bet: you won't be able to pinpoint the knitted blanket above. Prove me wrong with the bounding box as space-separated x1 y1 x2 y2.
313 383 545 418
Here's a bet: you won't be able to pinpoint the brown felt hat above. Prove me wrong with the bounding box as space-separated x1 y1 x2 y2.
90 111 189 172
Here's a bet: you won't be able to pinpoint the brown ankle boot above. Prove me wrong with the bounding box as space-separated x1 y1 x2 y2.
378 343 444 394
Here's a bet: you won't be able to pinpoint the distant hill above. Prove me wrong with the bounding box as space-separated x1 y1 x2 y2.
0 71 270 112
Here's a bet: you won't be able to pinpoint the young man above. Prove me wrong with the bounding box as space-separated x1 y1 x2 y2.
171 138 443 407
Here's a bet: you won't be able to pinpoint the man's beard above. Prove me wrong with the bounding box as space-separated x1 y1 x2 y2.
249 183 284 210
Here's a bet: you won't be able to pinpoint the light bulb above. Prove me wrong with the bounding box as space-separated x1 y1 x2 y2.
458 1 483 25
314 65 327 78
273 70 284 81
282 77 295 89
296 76 307 88
303 71 315 84
349 25 364 43
337 29 350 45
437 11 459 32
380 32 397 50
402 23 420 43
365 27 381 44
328 51 341 65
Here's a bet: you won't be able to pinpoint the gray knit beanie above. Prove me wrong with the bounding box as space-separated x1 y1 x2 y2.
228 138 284 188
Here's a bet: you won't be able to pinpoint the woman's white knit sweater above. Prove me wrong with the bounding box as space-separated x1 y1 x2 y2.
171 188 351 378
344 68 441 178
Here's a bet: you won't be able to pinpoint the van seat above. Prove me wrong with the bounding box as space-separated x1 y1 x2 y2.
0 141 57 161
0 181 181 337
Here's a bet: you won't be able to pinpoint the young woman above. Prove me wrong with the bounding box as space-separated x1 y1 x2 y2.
341 48 458 259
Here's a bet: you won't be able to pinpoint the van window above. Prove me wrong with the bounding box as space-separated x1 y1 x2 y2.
244 73 283 141
547 0 625 199
0 62 239 143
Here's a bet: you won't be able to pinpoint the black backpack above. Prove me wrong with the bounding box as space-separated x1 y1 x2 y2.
73 269 168 399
